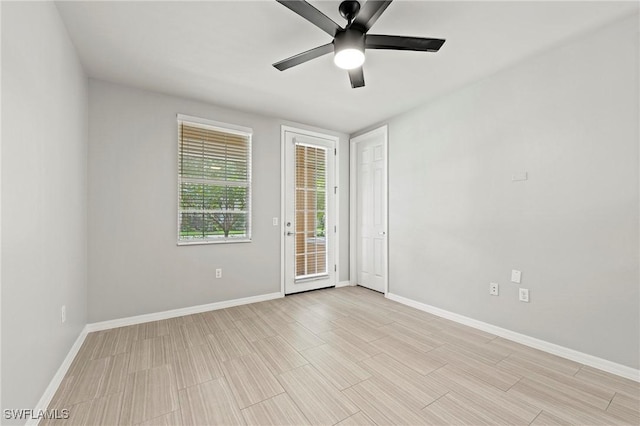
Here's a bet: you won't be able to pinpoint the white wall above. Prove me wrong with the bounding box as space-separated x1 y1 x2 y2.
88 80 349 322
382 15 639 368
1 1 88 418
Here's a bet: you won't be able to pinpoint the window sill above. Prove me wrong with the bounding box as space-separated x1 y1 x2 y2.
177 239 252 246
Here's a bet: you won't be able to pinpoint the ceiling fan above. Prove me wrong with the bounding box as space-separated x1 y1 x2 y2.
273 0 446 88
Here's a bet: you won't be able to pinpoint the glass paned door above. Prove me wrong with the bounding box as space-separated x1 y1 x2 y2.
284 129 336 295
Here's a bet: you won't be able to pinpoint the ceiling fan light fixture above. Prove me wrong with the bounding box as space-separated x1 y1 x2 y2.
333 29 365 70
334 48 365 70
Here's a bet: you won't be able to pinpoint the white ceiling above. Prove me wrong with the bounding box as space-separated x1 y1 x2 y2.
56 1 638 134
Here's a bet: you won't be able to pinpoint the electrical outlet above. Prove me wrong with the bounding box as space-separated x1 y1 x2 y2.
216 268 222 279
489 282 499 296
61 305 66 323
273 217 278 226
519 288 530 302
511 270 522 284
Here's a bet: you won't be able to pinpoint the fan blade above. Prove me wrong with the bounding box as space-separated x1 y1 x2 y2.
351 1 393 32
273 43 334 71
366 34 445 51
276 0 342 37
348 67 365 88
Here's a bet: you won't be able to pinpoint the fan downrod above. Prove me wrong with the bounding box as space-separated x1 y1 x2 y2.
339 0 361 24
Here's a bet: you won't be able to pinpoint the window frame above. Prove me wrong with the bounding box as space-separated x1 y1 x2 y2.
176 113 253 246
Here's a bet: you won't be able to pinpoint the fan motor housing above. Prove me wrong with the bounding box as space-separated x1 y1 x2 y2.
334 29 365 53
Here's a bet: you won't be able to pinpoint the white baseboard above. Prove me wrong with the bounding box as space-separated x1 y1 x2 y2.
386 292 640 382
27 326 89 426
86 292 283 332
336 280 352 288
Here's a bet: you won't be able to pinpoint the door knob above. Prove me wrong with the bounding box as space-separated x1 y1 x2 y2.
379 231 386 235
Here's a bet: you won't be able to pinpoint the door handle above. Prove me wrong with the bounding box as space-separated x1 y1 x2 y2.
379 231 386 236
286 232 294 236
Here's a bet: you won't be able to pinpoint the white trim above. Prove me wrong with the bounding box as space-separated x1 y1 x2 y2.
349 125 389 294
86 292 282 332
386 292 640 382
336 280 353 288
177 238 251 246
280 125 340 295
176 113 252 136
280 126 287 297
281 125 340 143
0 0 3 411
27 326 90 426
334 137 341 289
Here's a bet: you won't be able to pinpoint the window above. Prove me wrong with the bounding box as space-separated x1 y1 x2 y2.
295 143 328 278
177 114 252 244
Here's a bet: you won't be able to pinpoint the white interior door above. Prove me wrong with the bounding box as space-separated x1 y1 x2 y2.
351 126 387 293
283 128 337 295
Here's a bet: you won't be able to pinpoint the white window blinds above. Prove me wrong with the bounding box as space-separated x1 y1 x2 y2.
295 143 328 278
177 115 252 244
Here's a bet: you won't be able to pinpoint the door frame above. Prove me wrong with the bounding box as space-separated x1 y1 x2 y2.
349 125 389 295
280 125 340 296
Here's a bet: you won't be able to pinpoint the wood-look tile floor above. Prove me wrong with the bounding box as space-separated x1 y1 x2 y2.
44 286 640 425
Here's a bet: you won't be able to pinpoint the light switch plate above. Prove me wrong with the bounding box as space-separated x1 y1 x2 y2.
511 269 522 284
512 172 528 182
